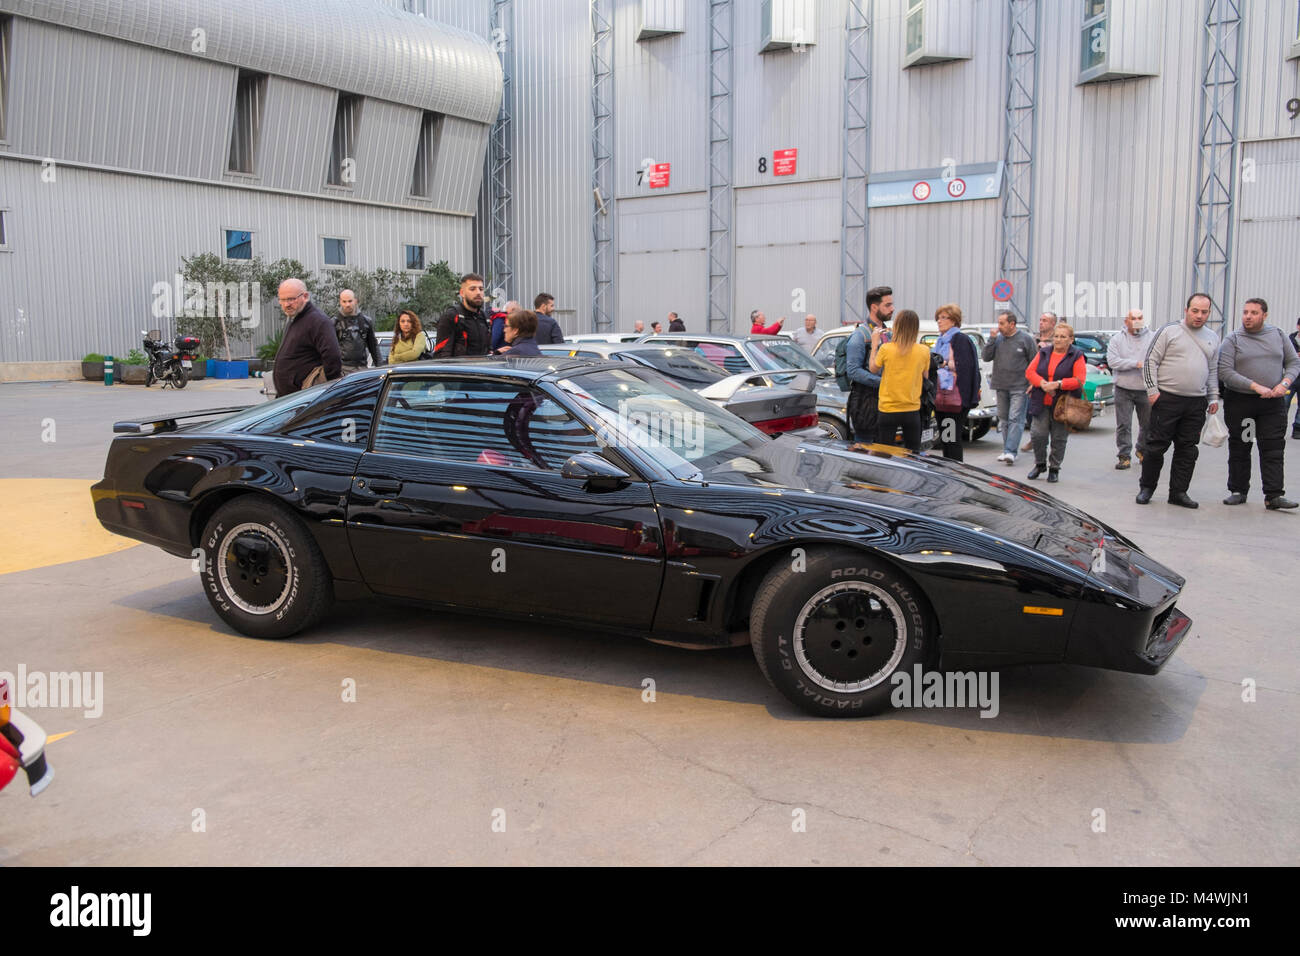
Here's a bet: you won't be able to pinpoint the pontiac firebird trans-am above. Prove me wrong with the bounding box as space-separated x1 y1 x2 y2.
92 357 1191 718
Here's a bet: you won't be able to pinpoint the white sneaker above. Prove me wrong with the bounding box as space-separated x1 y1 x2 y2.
1003 453 1016 465
995 452 1011 463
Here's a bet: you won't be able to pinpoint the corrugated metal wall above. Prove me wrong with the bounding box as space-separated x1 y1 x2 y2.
0 160 473 362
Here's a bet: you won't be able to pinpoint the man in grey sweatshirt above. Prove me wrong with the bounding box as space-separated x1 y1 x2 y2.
1217 297 1300 509
1106 309 1154 469
1136 293 1221 508
981 310 1037 463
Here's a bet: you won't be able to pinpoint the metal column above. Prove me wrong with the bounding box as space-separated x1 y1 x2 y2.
840 0 871 329
1000 0 1039 324
591 0 614 332
1192 0 1243 333
707 0 733 334
488 0 513 300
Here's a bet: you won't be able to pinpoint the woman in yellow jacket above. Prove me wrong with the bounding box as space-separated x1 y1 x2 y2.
868 309 929 452
388 310 428 364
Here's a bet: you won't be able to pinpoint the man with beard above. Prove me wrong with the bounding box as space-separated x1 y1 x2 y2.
844 285 894 442
434 273 491 357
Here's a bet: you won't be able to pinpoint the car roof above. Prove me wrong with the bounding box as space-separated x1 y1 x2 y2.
642 332 788 344
358 355 609 383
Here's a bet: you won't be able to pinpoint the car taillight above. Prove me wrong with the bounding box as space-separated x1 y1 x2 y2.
754 412 818 435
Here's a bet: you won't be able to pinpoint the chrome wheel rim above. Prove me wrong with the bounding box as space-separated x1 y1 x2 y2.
793 581 907 692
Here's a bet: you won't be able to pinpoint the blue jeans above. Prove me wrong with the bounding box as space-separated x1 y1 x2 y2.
996 388 1028 455
1288 383 1300 427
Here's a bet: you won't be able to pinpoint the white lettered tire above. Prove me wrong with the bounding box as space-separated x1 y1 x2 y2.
750 548 935 717
200 496 332 639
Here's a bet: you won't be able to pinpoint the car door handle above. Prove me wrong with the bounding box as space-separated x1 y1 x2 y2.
364 479 402 495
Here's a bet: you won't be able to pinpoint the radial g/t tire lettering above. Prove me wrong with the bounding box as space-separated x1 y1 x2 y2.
200 496 333 639
750 548 935 718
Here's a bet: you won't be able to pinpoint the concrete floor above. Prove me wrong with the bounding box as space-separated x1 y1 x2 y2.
0 378 1296 865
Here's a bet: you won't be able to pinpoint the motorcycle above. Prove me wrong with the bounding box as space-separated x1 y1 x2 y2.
0 677 54 797
141 329 201 389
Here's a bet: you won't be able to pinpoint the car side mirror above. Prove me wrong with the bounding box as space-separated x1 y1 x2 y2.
561 453 630 490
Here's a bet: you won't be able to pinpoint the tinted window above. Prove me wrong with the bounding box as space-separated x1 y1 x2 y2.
207 387 322 434
372 378 600 469
813 335 842 367
750 339 826 373
623 348 729 385
692 342 750 375
283 375 378 446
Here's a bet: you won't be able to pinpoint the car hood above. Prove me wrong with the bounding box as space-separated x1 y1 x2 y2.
696 436 1181 600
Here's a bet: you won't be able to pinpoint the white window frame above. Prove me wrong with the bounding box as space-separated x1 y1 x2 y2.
403 243 427 273
223 227 254 263
321 235 349 270
1079 0 1110 82
904 0 924 61
0 208 10 252
1288 0 1300 60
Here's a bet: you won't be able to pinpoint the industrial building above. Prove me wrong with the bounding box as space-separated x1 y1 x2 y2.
1 0 1298 364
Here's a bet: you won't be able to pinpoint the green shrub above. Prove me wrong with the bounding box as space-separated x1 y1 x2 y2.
257 331 283 362
82 352 105 362
122 349 148 366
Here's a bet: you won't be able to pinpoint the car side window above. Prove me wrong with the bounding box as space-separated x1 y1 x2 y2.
813 337 839 367
693 342 749 375
372 377 600 469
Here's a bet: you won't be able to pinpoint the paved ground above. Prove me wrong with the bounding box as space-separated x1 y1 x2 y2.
1 378 1296 865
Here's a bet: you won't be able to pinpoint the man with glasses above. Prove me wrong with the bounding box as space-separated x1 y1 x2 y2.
272 278 341 396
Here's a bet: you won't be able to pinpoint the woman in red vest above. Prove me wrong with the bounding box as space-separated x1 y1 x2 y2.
1024 323 1087 482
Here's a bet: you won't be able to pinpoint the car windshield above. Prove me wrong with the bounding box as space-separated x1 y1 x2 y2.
621 348 729 385
557 367 769 480
750 339 827 374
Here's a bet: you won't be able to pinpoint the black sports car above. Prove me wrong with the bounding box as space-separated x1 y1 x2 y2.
92 358 1192 718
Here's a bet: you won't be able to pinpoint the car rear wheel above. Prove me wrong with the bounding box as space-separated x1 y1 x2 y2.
750 548 935 717
200 496 332 639
965 419 991 442
816 414 850 441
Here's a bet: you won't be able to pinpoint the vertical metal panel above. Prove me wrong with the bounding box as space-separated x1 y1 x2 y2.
7 19 231 179
638 0 686 37
0 158 474 362
1232 137 1300 324
866 0 1006 325
256 76 337 192
502 0 592 327
614 0 708 196
1032 0 1201 330
733 0 844 188
352 99 423 205
617 191 706 330
1237 0 1300 142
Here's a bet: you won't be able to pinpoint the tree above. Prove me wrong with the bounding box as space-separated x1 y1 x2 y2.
406 260 461 327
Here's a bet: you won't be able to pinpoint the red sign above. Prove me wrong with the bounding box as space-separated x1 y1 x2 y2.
946 177 966 198
648 162 670 188
912 181 931 201
773 148 798 176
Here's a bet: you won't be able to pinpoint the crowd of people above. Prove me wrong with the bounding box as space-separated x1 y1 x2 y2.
840 284 1298 509
270 273 565 396
271 271 1299 510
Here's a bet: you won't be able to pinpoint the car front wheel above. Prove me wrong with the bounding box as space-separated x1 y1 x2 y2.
199 496 333 639
816 414 850 441
750 549 934 717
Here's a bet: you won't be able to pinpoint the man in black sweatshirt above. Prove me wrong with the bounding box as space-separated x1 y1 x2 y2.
434 273 491 357
272 279 341 396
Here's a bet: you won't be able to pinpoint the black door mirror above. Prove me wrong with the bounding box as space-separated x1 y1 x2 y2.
561 453 631 490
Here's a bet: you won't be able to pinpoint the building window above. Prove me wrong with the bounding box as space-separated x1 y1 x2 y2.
1081 1 1107 74
327 94 362 187
0 210 9 250
0 17 11 143
637 0 685 40
225 230 253 261
905 1 923 58
323 237 347 268
228 70 267 175
411 111 441 198
405 244 426 272
401 0 429 15
1289 0 1300 60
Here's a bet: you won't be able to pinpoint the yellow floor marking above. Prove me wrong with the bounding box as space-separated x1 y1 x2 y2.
45 731 76 744
0 479 139 575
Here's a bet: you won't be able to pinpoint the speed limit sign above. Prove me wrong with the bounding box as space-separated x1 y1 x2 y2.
947 178 966 198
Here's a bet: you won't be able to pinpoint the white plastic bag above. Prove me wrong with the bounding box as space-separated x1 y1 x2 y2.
1201 410 1228 448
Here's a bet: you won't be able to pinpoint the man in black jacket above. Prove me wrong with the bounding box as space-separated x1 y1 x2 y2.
272 279 341 396
533 293 565 344
335 289 380 374
434 273 491 357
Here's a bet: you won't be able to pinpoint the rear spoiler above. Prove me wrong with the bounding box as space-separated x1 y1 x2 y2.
697 369 816 403
112 406 253 434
